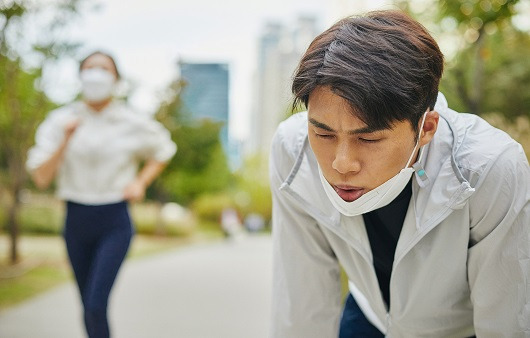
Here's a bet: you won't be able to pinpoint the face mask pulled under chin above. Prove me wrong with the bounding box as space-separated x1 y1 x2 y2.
319 112 427 216
80 68 116 103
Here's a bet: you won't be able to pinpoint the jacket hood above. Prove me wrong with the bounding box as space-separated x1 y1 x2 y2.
279 92 476 231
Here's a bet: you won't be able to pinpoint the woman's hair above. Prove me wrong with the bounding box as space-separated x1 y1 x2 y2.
79 50 121 79
292 10 444 133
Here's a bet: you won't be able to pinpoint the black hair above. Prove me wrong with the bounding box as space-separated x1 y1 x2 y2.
292 10 444 133
79 50 121 79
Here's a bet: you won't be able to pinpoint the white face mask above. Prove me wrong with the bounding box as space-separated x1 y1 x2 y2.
318 112 428 216
80 68 116 103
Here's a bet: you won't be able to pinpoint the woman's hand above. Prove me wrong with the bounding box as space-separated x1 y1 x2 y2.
123 179 147 202
123 159 166 202
123 160 168 203
64 118 81 142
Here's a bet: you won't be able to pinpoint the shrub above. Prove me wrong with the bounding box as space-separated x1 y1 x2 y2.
3 192 197 238
191 192 235 224
17 191 64 235
19 204 63 235
130 202 196 237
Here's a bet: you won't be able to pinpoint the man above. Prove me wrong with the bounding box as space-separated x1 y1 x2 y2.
269 10 529 337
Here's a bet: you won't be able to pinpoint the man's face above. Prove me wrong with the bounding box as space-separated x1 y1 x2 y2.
307 86 421 202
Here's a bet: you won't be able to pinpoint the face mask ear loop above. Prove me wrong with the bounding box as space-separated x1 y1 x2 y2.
405 111 428 168
412 111 431 187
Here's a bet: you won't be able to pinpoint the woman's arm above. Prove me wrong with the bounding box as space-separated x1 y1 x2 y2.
30 119 80 189
122 159 168 202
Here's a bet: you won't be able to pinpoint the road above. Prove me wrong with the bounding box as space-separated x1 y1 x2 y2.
0 234 272 338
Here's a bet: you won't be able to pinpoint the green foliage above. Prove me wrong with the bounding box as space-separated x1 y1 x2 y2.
0 0 88 263
152 80 234 205
0 2 25 20
398 0 529 119
0 0 89 185
432 0 527 116
233 154 272 222
18 204 63 235
0 265 70 310
440 27 530 119
0 193 63 236
438 0 519 26
155 122 234 204
0 193 196 237
186 153 272 228
191 192 235 223
480 30 530 119
0 234 212 309
172 121 227 172
0 58 56 188
129 202 196 237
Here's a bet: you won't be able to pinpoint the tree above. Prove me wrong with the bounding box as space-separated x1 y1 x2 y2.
441 25 530 119
233 154 272 222
0 0 87 264
151 78 233 205
394 0 528 119
436 0 522 115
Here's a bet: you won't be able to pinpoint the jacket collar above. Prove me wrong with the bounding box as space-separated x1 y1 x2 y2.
279 109 475 234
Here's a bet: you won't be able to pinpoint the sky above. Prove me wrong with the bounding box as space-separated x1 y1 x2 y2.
39 0 400 142
33 0 530 141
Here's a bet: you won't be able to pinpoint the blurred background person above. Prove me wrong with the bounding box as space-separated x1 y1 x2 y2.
25 50 177 338
221 207 244 240
244 212 266 233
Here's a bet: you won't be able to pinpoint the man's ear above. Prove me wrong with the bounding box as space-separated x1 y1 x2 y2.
419 110 439 147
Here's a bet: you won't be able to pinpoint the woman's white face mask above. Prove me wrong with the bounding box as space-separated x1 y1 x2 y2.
80 68 116 103
319 112 428 216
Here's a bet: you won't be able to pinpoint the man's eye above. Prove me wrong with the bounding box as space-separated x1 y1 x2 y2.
316 133 334 139
359 138 381 143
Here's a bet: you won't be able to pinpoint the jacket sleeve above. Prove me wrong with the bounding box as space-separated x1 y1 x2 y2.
269 125 343 338
26 109 67 172
137 118 177 162
467 144 530 337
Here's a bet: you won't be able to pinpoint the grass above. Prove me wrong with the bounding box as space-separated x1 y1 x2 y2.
0 264 70 309
0 231 223 311
0 191 228 311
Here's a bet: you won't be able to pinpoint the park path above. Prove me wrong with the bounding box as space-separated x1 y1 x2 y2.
0 234 272 338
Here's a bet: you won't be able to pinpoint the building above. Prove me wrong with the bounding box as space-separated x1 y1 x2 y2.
249 15 320 155
179 62 241 169
179 62 230 148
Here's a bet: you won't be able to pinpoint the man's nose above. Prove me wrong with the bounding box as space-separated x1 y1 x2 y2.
332 142 361 175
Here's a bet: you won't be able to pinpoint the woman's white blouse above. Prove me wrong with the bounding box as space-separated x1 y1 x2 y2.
26 101 177 205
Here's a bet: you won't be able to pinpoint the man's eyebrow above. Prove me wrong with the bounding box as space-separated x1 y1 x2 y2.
308 118 382 134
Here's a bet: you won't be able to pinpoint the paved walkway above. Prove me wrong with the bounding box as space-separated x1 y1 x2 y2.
0 234 272 338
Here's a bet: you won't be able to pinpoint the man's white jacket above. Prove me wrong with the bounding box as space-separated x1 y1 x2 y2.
269 93 530 337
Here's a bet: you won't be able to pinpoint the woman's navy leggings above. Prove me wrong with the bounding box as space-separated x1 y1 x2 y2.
64 201 133 338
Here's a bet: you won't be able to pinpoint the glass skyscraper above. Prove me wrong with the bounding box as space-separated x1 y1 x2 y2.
179 62 234 160
179 62 229 139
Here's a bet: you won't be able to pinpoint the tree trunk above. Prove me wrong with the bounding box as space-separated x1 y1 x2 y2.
6 149 24 265
454 67 473 111
3 55 23 265
470 28 486 115
7 189 20 264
